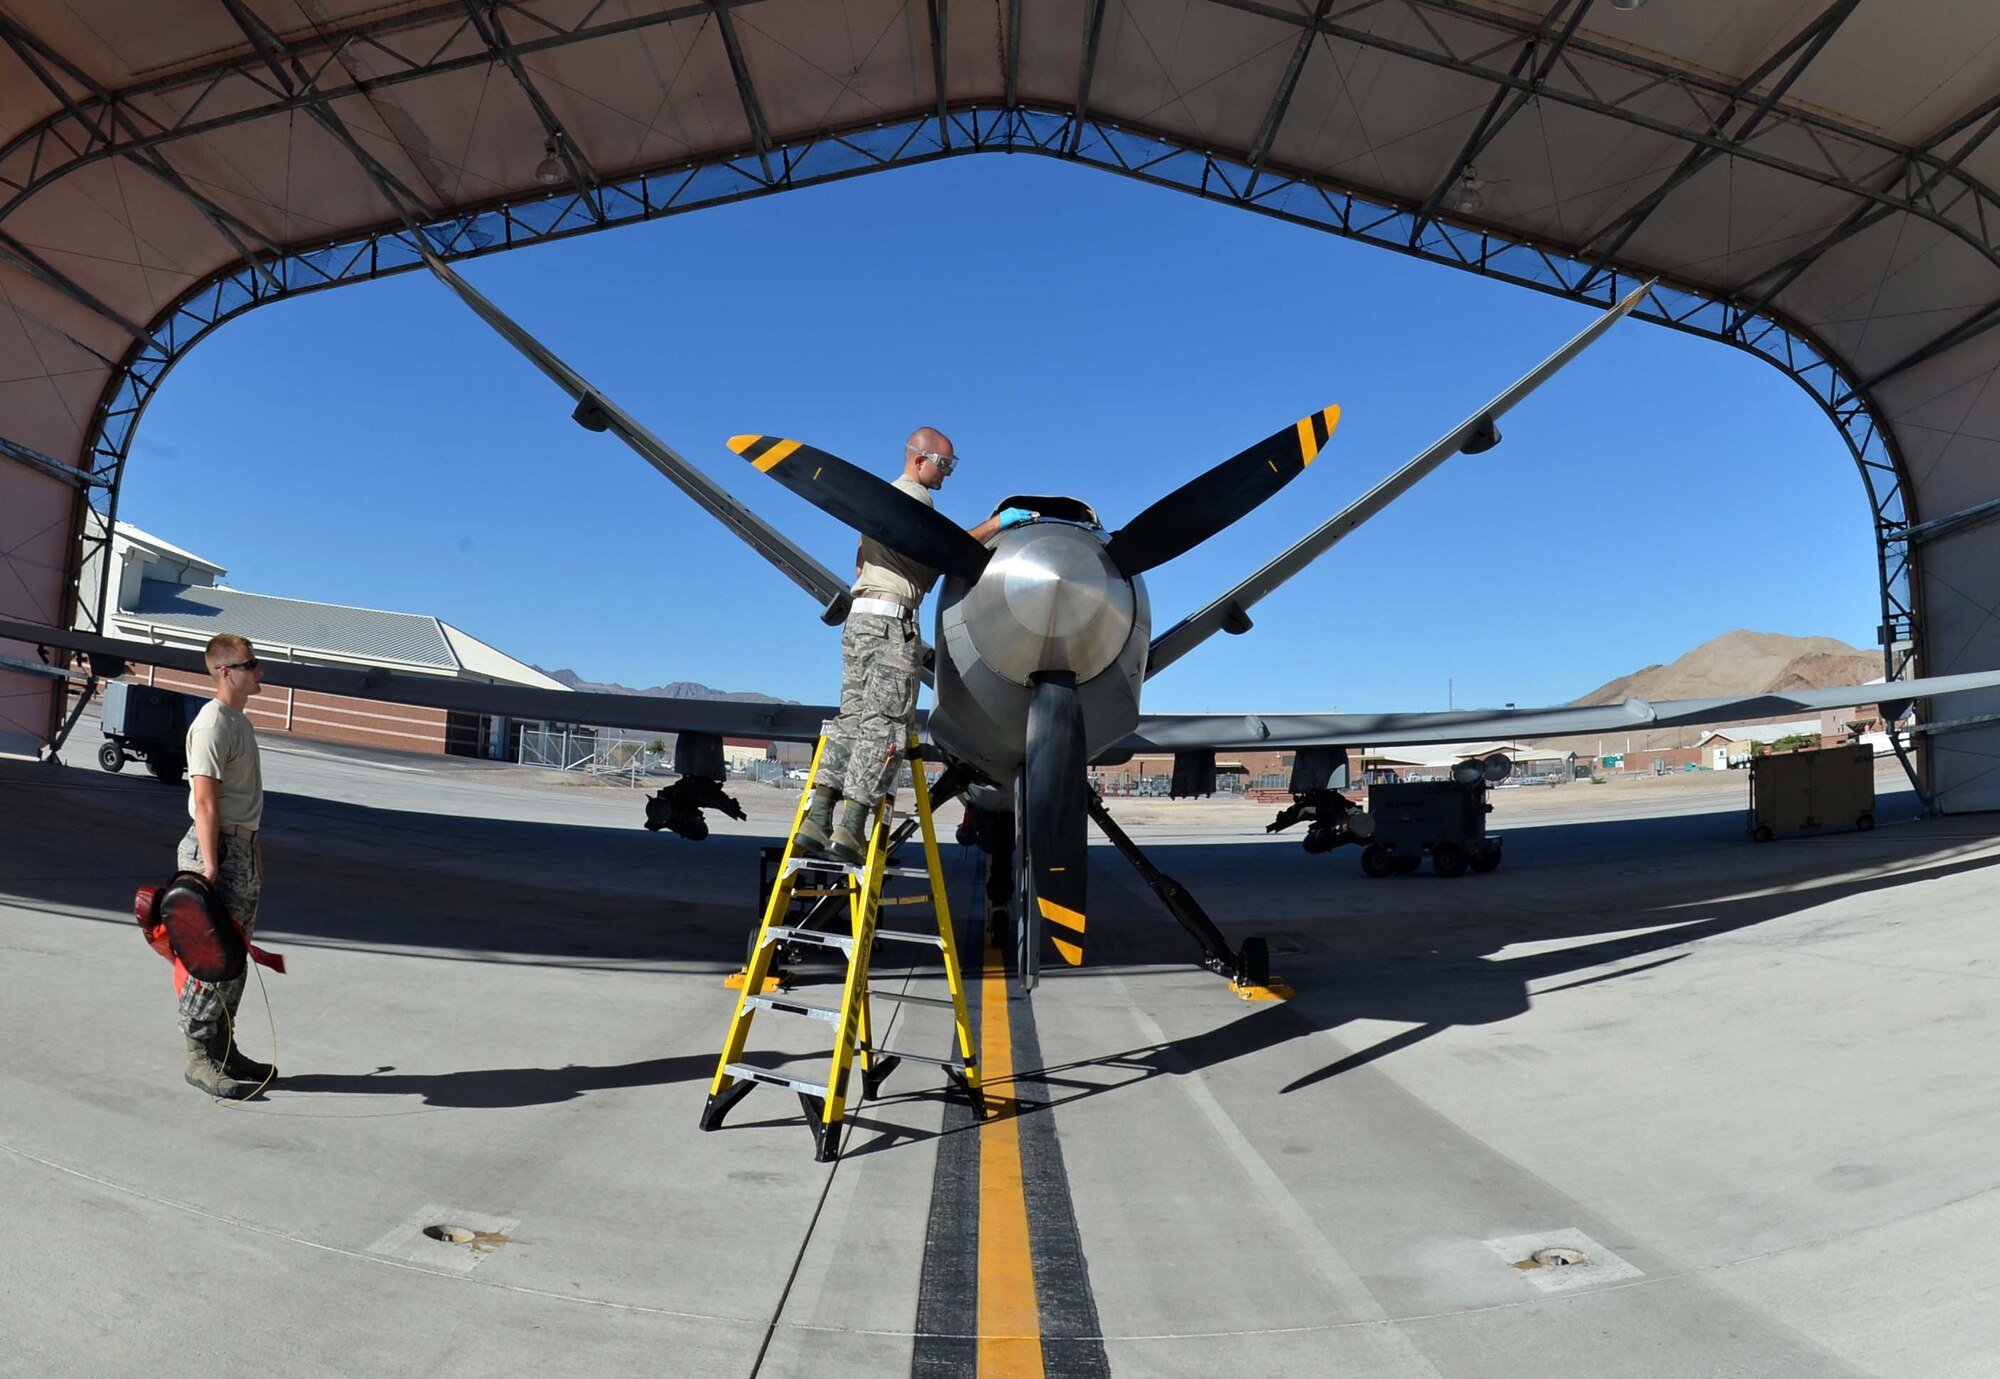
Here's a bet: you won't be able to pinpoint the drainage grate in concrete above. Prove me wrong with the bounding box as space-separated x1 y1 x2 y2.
1483 1228 1641 1294
368 1205 521 1275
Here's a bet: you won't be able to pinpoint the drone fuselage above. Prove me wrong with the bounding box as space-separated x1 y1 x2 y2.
927 515 1150 786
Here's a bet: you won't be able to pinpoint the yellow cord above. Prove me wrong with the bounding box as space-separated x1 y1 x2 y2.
213 957 278 1104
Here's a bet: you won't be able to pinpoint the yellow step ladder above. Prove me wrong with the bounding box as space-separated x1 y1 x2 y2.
700 734 981 1161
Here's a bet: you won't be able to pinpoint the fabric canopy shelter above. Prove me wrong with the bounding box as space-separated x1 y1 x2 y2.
2 0 1996 804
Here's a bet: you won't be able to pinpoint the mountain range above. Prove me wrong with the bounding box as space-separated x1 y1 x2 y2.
535 668 794 705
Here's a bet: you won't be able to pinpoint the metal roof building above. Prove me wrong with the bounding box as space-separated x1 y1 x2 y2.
83 521 567 756
92 521 565 686
1 1 1997 803
129 581 463 671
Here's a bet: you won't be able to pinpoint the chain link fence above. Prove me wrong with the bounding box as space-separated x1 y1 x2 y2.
516 725 672 785
514 725 816 788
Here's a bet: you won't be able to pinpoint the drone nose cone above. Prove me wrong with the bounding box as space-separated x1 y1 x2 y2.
1003 530 1116 638
967 524 1136 685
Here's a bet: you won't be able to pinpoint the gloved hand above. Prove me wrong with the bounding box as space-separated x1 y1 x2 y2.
997 507 1037 530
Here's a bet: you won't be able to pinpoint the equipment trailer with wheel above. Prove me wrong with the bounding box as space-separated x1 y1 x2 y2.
1357 764 1506 879
98 682 198 782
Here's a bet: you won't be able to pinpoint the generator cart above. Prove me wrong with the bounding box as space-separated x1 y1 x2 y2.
1358 760 1506 879
98 682 199 782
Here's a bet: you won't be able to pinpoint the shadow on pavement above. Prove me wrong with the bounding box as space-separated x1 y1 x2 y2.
277 1053 718 1108
9 757 1998 1123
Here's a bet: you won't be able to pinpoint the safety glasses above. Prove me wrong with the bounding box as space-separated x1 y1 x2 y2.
909 446 957 476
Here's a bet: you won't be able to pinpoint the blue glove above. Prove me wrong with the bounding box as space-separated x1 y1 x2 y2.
997 507 1036 530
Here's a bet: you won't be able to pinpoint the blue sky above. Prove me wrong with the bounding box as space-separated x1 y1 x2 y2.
120 155 1881 715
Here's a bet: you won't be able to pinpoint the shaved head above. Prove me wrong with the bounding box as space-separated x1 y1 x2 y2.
903 426 956 489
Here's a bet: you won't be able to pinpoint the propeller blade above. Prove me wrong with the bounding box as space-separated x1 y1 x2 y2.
1024 671 1089 970
729 435 991 582
1104 405 1340 577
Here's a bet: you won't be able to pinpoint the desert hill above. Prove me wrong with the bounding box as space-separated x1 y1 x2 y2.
1571 630 1879 706
1524 630 1883 756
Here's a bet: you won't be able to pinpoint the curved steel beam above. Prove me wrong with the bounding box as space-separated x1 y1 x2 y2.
66 105 1923 700
0 0 773 222
1199 0 2000 282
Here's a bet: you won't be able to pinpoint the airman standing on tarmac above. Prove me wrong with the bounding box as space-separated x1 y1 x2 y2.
175 632 277 1099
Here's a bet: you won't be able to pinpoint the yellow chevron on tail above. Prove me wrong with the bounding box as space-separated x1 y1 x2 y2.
1039 897 1086 966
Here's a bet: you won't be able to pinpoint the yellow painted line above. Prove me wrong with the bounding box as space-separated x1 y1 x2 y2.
979 935 1045 1377
1294 417 1318 464
1051 936 1083 966
752 438 801 472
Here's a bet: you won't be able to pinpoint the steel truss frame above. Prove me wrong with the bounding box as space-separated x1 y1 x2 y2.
6 0 1999 300
10 0 1995 698
65 103 1920 700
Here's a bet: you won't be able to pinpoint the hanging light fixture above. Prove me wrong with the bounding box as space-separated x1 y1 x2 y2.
534 139 564 186
1610 0 1647 10
1455 164 1485 214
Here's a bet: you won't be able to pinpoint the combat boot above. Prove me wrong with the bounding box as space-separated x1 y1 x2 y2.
219 1033 277 1085
184 1032 259 1100
826 800 874 866
793 787 840 857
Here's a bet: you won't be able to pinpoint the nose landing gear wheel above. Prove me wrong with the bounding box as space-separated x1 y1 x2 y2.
1013 788 1038 989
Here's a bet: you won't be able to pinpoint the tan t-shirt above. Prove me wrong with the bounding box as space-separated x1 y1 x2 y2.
853 475 941 606
186 699 264 831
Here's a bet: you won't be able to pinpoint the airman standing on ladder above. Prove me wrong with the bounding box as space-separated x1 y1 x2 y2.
796 426 1034 863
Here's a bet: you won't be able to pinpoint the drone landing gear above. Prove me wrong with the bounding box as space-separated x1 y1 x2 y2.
1085 795 1292 1001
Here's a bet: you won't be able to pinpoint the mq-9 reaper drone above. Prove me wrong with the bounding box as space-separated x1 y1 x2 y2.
24 271 2000 995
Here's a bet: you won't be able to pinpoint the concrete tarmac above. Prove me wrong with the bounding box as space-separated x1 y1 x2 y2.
5 730 1999 1378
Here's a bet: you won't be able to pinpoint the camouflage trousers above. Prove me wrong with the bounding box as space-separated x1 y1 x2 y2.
174 826 261 1042
819 611 921 804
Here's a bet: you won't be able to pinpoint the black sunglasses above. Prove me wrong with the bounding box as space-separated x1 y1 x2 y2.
220 658 261 673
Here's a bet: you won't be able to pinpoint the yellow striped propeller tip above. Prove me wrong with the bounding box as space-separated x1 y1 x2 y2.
1295 404 1342 466
727 434 760 455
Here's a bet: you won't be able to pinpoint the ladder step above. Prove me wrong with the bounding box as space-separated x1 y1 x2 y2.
745 993 842 1024
763 925 853 953
866 989 957 1009
723 1063 830 1098
779 859 933 881
874 928 944 948
779 858 850 881
859 1046 968 1071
